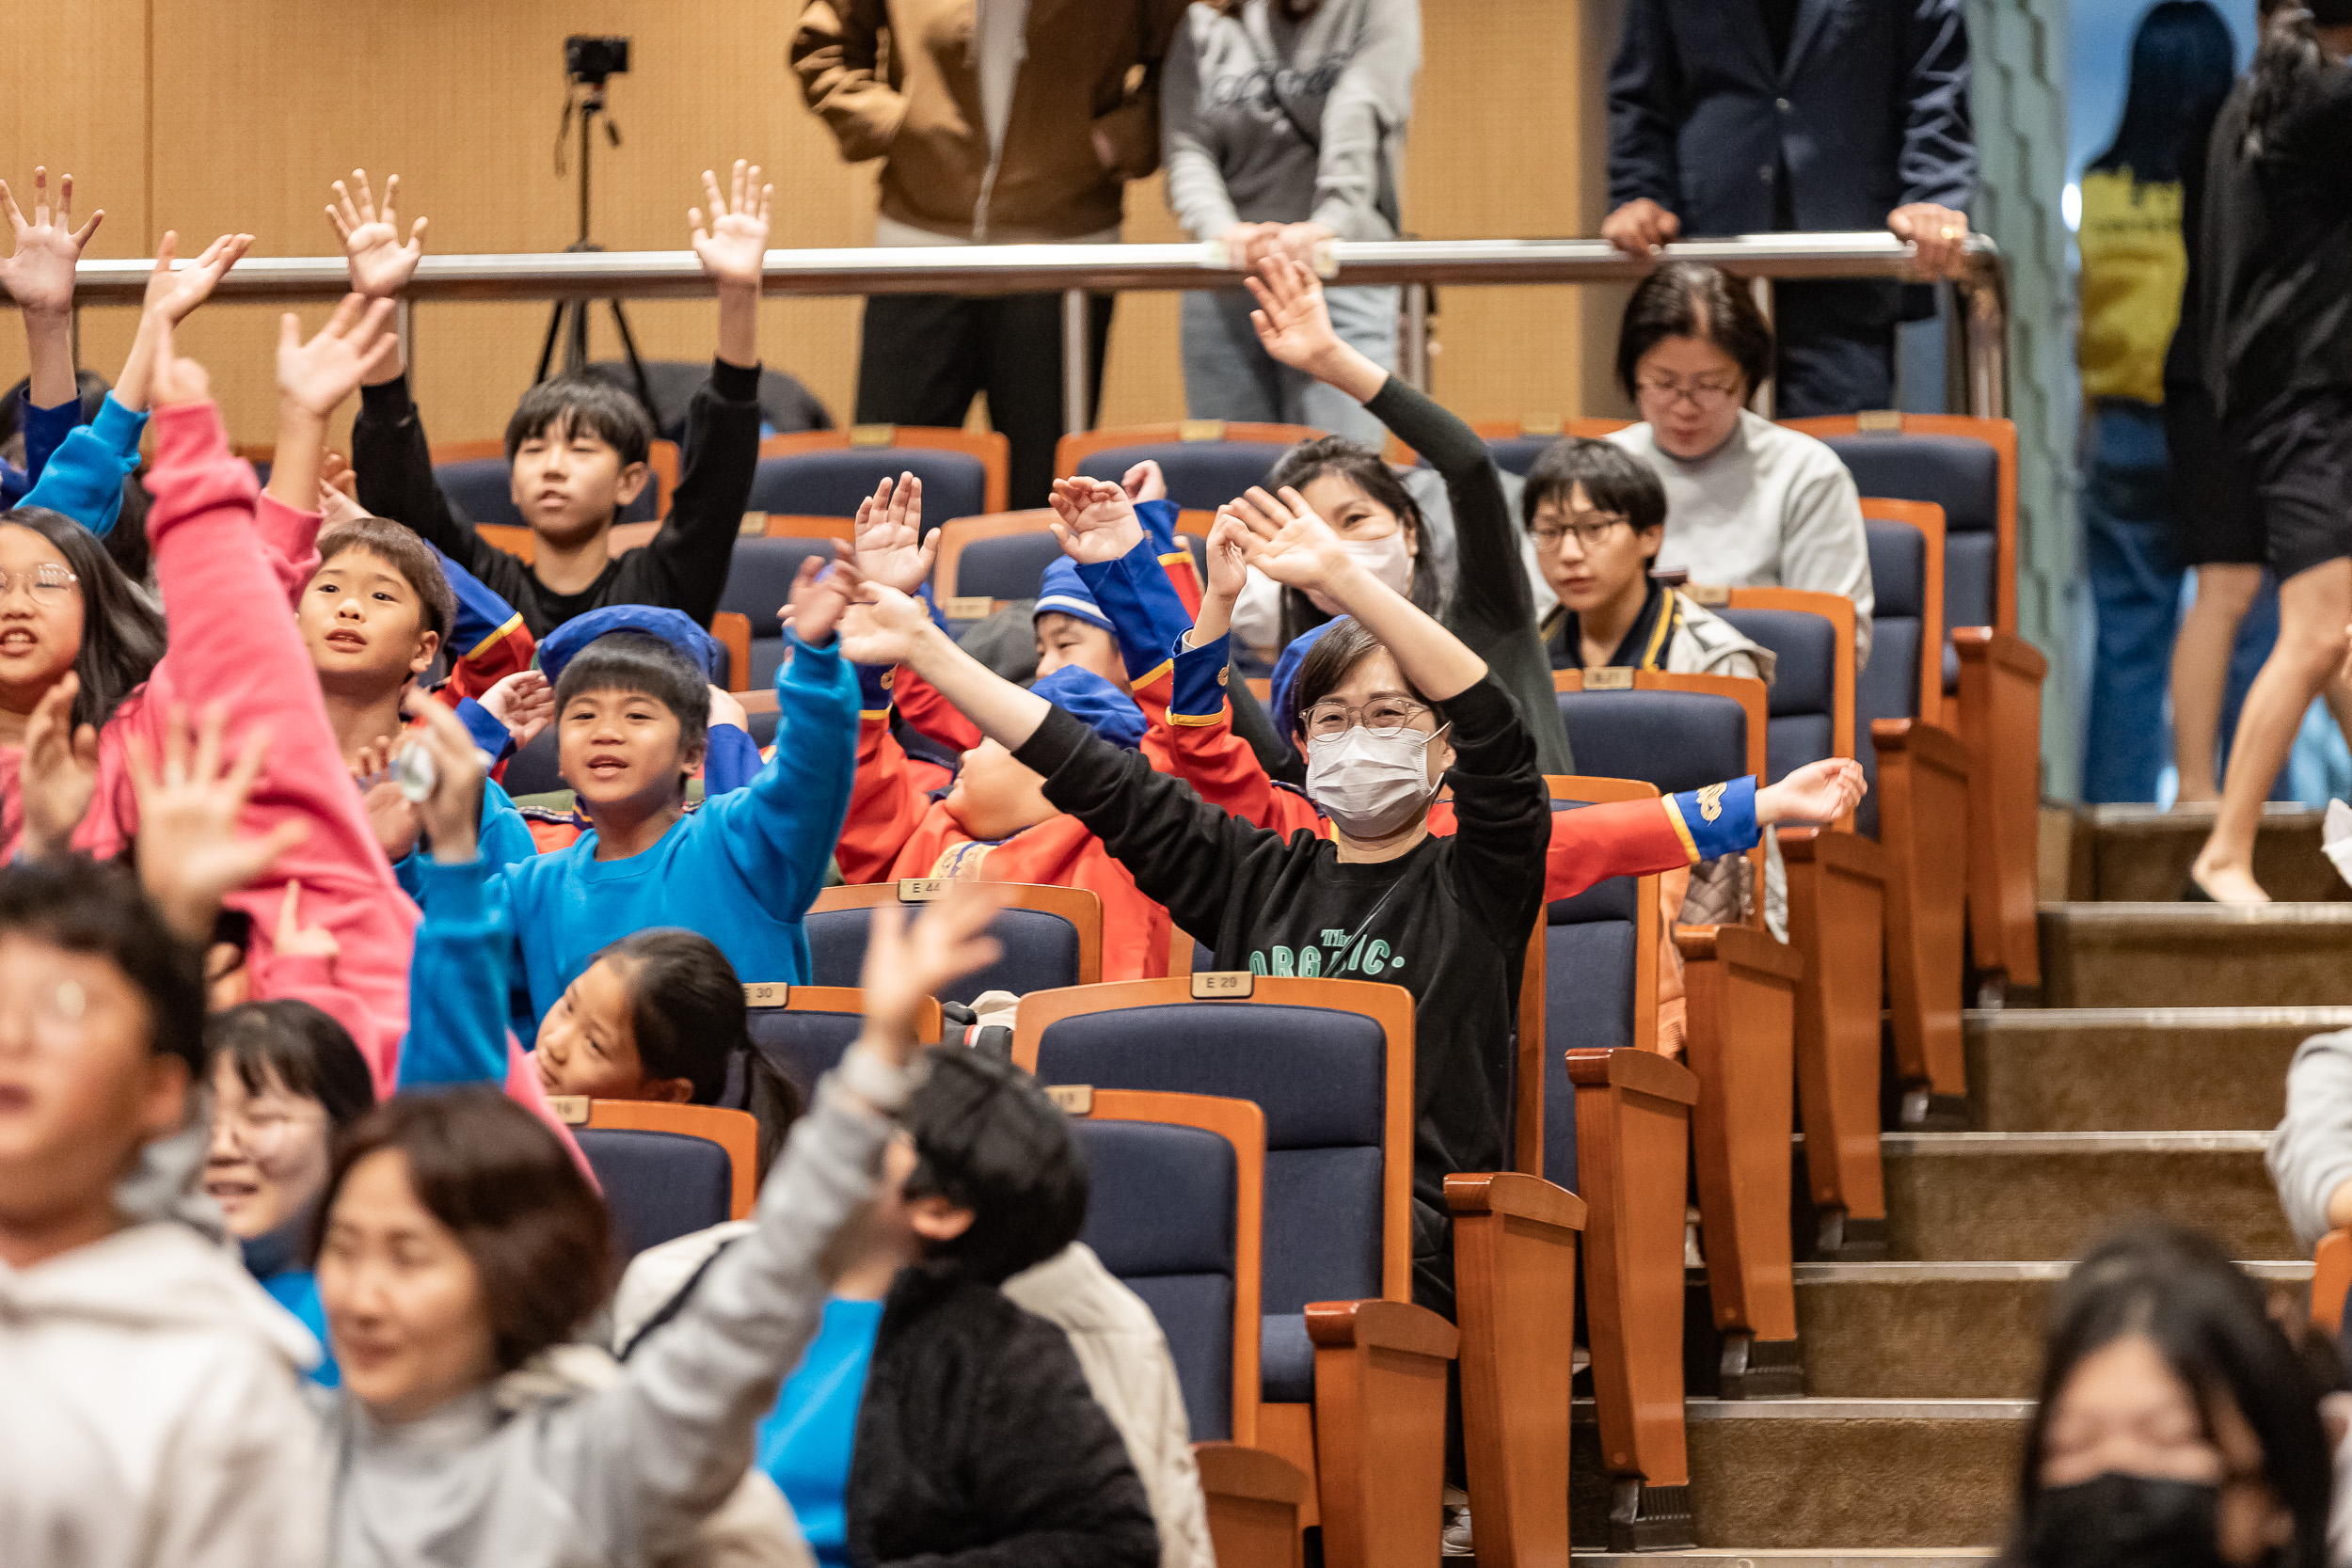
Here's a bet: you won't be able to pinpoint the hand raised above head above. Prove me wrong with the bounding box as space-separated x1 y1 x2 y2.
18 673 99 860
278 293 401 420
1222 484 1353 592
126 703 308 942
1045 477 1142 566
143 230 254 325
690 160 772 290
835 581 933 669
1244 253 1343 375
328 169 428 299
1202 510 1252 605
1120 459 1168 505
852 472 936 594
856 879 1009 1064
479 669 554 751
785 541 865 647
0 166 103 317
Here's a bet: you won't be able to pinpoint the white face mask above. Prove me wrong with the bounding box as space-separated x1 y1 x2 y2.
1304 721 1445 839
1305 527 1414 616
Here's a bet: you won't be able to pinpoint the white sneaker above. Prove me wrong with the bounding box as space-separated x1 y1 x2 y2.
1441 1485 1475 1557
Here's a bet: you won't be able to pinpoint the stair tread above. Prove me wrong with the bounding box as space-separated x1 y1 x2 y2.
1795 1260 2312 1283
1965 1005 2352 1030
1578 1397 2031 1419
2041 901 2352 927
1882 1130 2270 1153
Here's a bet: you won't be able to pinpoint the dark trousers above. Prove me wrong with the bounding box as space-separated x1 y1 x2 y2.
854 291 1116 510
1772 280 1899 419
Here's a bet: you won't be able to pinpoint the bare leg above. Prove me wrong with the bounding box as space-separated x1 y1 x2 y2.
2169 563 2263 805
2191 559 2352 900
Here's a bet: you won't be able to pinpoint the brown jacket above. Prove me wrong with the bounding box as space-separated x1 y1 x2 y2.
791 0 1188 243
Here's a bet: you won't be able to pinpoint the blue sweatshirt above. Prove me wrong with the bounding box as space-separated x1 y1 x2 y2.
18 394 148 535
494 632 859 1028
398 854 513 1090
2 392 84 507
393 778 538 908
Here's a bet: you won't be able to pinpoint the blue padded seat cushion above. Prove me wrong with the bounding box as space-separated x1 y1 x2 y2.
1483 436 1556 476
437 457 659 527
722 537 838 623
1556 690 1747 795
1261 1312 1314 1404
1820 434 1998 638
806 907 1083 1002
748 448 985 524
953 530 1066 602
1072 443 1293 512
502 724 563 799
576 1127 734 1260
746 1007 864 1101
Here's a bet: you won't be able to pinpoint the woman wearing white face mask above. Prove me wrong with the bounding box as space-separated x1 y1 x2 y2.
837 483 1866 1325
1227 256 1577 775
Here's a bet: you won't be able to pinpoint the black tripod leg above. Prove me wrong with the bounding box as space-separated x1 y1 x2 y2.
536 299 568 385
609 298 654 419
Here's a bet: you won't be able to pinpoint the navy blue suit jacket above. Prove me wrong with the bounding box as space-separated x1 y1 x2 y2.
1608 0 1975 238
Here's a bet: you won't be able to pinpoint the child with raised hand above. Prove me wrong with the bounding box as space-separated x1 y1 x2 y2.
0 167 105 505
843 483 1865 1319
342 166 771 637
832 475 1178 980
395 682 804 1175
308 882 1009 1568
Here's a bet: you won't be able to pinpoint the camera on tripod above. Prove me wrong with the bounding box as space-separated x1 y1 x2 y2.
564 35 630 86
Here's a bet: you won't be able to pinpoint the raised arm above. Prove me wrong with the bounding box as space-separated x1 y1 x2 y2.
554 886 1008 1562
0 167 102 412
265 293 399 517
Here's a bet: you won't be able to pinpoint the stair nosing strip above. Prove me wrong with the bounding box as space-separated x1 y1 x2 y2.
1879 1131 2272 1154
1578 1555 2000 1564
1963 1005 2352 1030
1794 1260 2314 1283
2039 901 2352 926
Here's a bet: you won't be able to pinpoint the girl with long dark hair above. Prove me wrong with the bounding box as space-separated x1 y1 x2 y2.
2187 0 2352 898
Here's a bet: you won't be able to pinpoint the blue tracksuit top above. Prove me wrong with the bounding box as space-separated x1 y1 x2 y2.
495 631 858 1029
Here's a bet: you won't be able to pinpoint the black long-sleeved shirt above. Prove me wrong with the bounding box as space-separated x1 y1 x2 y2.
1018 676 1550 1317
1361 376 1576 773
351 359 764 637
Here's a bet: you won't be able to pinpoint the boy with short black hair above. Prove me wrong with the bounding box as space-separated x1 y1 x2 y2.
341 165 772 637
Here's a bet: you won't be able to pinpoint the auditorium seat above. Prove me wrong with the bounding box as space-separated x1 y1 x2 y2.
1784 413 2045 998
754 426 1007 520
1714 588 1890 1257
719 536 835 703
740 983 943 1103
1057 421 1322 512
807 881 1102 1002
1065 1088 1311 1567
1554 671 1804 1396
1018 976 1462 1568
431 437 674 528
930 510 1064 605
1853 499 1973 1124
558 1100 756 1261
1470 416 1630 475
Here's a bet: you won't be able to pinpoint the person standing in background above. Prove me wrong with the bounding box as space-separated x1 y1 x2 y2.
2076 1 2238 804
792 0 1189 508
1602 0 1977 418
1160 0 1419 447
2187 0 2352 901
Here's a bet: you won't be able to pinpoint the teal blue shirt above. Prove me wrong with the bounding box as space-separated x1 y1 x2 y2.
262 1269 338 1387
755 1294 884 1567
494 633 859 1029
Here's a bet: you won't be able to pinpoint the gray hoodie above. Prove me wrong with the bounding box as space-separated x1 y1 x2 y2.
1160 0 1420 242
324 1069 895 1568
0 1221 327 1568
2271 1027 2352 1250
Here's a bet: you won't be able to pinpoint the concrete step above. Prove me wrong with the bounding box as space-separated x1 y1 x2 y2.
1881 1132 2295 1262
2069 804 2344 903
1574 1400 2026 1548
1964 1006 2344 1132
1794 1261 2312 1400
1581 1557 1994 1568
2038 903 2352 1009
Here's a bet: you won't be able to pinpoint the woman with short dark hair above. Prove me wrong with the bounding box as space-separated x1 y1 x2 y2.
1605 261 1877 667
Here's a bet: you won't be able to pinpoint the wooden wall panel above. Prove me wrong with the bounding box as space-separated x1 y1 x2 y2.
13 0 1606 451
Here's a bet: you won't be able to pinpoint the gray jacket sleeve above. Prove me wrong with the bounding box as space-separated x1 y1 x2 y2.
1160 21 1240 241
1780 449 1877 671
548 1069 898 1561
1310 0 1420 241
2271 1029 2352 1250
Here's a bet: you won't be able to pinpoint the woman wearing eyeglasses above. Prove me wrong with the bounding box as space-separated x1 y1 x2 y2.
1606 262 1876 669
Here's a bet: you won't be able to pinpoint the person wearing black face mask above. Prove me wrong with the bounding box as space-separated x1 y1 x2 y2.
2010 1220 2332 1568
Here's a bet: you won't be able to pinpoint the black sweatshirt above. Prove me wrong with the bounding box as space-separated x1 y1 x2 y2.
1019 676 1551 1317
1362 377 1577 774
350 359 765 637
2202 68 2352 421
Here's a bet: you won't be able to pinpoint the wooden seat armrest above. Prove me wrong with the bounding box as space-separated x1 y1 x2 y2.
1777 825 1889 881
1193 1442 1311 1504
2316 1231 2352 1337
1305 1298 1460 1359
1674 923 1804 982
1443 1170 1587 1231
736 688 779 717
1952 625 2048 682
1870 716 1969 777
1565 1046 1699 1105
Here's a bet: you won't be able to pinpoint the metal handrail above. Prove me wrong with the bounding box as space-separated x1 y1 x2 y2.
26 230 2008 424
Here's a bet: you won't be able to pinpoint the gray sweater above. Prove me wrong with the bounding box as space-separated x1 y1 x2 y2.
323 1070 895 1568
1609 413 1876 669
2271 1026 2352 1250
1160 0 1420 243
